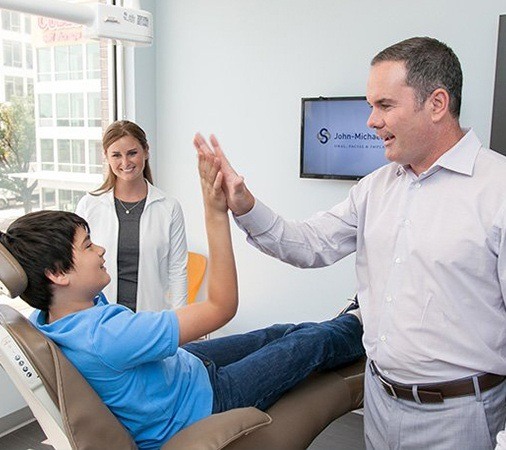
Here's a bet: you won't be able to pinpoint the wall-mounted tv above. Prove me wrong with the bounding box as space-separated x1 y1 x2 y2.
300 96 389 180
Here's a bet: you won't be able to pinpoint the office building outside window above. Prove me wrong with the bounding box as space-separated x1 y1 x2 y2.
0 2 115 310
0 3 112 232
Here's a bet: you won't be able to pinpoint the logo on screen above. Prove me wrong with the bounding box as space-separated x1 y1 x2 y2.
317 128 331 144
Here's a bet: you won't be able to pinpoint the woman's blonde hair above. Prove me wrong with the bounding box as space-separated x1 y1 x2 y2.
92 120 154 195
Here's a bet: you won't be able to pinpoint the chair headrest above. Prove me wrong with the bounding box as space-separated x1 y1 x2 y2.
0 242 27 298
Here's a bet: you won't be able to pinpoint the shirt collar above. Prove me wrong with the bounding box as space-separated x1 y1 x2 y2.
34 293 106 326
395 128 482 178
433 128 481 176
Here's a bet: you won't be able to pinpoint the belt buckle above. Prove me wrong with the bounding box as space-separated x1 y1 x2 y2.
378 375 398 399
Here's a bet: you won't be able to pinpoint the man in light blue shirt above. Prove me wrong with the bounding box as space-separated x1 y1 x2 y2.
194 36 506 449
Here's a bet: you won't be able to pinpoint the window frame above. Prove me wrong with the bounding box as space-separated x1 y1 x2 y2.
0 0 146 311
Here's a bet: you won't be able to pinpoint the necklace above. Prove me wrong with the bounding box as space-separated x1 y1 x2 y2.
116 198 144 214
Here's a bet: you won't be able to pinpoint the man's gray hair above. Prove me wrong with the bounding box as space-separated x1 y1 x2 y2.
371 37 463 118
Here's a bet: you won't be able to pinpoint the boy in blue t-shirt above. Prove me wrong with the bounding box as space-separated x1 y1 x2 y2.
0 151 364 449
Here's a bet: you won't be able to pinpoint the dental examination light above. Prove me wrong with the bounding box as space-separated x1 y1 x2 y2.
0 0 153 46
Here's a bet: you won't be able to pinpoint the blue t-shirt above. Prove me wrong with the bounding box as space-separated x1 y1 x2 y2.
30 293 213 450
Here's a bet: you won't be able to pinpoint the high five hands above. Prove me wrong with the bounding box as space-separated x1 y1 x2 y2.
196 143 227 215
193 133 255 216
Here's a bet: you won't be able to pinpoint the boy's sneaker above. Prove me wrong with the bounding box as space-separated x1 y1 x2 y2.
338 294 359 315
337 294 362 324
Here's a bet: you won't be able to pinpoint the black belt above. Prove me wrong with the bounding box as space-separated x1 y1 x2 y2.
370 361 506 404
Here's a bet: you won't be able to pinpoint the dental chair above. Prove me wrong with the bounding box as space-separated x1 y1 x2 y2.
0 242 365 450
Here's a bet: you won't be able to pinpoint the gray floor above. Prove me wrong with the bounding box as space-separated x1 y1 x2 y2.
0 421 53 450
309 412 366 450
0 412 365 450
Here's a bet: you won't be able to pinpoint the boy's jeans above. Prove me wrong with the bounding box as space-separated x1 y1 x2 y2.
183 314 364 412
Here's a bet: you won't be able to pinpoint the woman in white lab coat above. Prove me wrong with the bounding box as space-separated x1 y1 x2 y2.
76 120 187 312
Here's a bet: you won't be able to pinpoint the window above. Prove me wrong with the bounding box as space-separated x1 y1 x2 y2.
24 16 31 34
57 139 85 172
42 188 56 208
25 43 33 69
37 47 52 81
57 139 70 170
72 190 84 206
54 46 67 80
5 76 24 100
59 188 85 211
55 45 83 80
56 93 84 126
0 6 112 224
3 40 22 67
56 94 69 126
88 92 101 127
70 93 84 126
27 78 33 96
2 10 21 32
89 140 103 174
38 94 53 126
71 140 85 171
0 5 115 310
60 188 72 207
87 42 100 79
40 139 55 170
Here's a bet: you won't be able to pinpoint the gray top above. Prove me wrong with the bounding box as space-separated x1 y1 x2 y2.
114 197 147 312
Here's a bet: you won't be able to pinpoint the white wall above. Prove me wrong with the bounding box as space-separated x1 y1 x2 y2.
134 0 157 165
148 0 505 334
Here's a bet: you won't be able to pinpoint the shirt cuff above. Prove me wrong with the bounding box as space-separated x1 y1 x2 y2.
168 309 180 349
233 199 277 237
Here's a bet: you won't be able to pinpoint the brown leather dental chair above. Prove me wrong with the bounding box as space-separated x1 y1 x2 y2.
0 242 365 450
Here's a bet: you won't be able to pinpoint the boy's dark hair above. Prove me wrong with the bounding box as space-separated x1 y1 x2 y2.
371 36 463 118
0 211 89 312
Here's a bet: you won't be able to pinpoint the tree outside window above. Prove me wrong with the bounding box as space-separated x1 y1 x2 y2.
0 96 37 213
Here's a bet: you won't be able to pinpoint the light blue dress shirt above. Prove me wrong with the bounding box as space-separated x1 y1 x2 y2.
236 129 506 384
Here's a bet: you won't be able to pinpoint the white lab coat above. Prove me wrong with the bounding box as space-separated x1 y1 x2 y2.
75 182 188 311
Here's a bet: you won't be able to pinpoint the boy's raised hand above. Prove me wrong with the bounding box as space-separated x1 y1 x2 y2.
193 133 255 216
197 150 227 214
175 135 238 345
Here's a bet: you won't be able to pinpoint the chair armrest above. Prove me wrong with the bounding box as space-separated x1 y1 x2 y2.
162 407 272 450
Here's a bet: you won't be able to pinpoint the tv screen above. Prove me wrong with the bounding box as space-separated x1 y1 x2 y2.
300 96 389 180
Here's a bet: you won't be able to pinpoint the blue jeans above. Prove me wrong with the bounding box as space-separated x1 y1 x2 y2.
183 314 364 413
